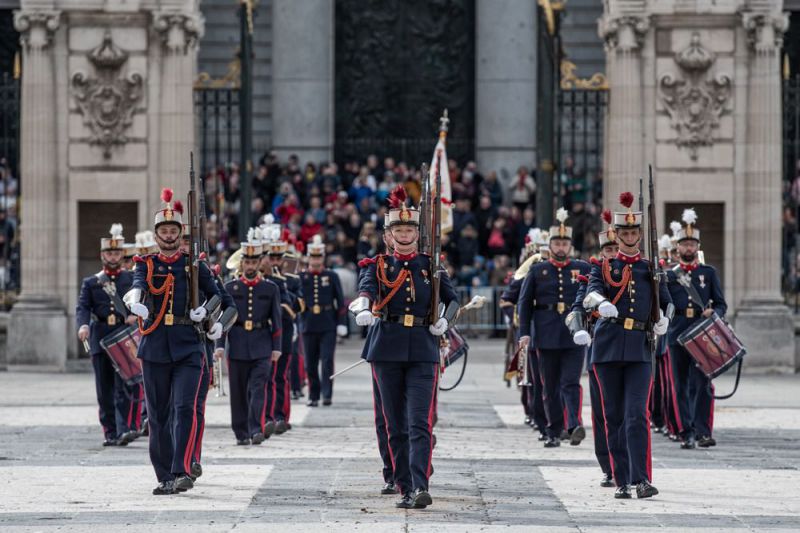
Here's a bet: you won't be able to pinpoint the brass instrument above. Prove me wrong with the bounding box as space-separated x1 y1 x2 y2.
518 346 532 387
225 247 244 273
214 357 226 397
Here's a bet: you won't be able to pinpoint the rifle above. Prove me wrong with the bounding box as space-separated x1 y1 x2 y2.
188 152 200 312
647 165 660 368
419 163 430 255
430 150 442 325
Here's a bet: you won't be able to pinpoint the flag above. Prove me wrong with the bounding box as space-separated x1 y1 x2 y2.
430 134 454 233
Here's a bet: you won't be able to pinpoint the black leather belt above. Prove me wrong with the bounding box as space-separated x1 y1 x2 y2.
381 313 431 327
166 316 195 326
608 317 647 331
534 303 568 314
675 308 701 318
235 320 270 331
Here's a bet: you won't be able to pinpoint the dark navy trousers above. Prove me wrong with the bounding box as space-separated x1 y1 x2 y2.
538 347 585 438
91 352 141 439
670 344 714 439
372 361 438 495
371 366 395 484
588 364 612 476
142 356 203 482
303 330 337 401
522 348 548 433
229 357 272 440
594 362 652 486
192 355 211 464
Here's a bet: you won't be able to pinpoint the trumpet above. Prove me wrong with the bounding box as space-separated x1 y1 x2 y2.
213 358 226 397
518 346 532 387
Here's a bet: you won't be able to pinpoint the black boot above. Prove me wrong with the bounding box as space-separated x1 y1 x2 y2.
697 435 716 448
381 481 397 495
636 480 659 498
544 436 561 448
680 435 696 449
264 420 276 438
174 475 194 492
411 488 432 509
600 473 615 488
251 432 265 445
274 420 288 434
569 425 586 446
614 485 632 499
395 493 414 509
236 438 251 446
190 462 203 479
152 480 176 495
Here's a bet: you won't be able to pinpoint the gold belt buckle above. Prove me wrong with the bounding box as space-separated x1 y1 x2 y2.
557 302 565 314
686 308 695 318
312 304 321 315
623 317 634 330
403 314 414 327
107 314 116 326
164 313 174 326
244 320 253 331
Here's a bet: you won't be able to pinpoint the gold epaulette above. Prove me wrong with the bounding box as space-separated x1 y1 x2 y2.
513 253 542 280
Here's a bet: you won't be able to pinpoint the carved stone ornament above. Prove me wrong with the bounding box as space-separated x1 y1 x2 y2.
741 12 789 51
598 14 650 52
658 33 731 161
71 31 144 159
153 12 204 53
13 11 61 50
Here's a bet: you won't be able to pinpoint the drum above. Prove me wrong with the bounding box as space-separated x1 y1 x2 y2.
677 312 746 380
442 326 469 369
439 326 469 392
99 326 143 387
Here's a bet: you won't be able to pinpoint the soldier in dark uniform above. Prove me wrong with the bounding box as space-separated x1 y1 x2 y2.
281 243 305 421
581 192 672 499
123 189 224 495
665 209 727 449
301 235 348 407
352 186 459 509
568 210 619 487
122 242 136 271
260 222 305 434
215 234 282 445
518 209 591 448
76 224 141 446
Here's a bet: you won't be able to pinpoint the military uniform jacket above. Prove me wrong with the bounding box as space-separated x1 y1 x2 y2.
665 263 726 345
76 269 134 354
267 271 305 324
132 253 222 363
586 256 672 364
218 276 282 360
518 258 591 350
301 269 346 333
358 252 458 363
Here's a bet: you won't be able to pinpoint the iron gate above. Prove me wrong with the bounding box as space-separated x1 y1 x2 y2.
0 72 19 178
194 87 240 177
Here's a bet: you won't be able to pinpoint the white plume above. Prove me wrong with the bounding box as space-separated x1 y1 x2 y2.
312 234 323 245
262 214 274 225
247 227 255 243
682 208 698 226
135 230 155 247
109 223 123 238
669 221 682 235
555 207 568 224
527 228 541 244
658 234 672 251
254 227 263 241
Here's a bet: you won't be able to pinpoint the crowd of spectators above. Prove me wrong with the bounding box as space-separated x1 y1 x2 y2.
0 157 20 307
201 150 605 291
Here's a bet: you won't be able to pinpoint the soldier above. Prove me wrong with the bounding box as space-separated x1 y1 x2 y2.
123 189 224 495
301 235 348 407
76 224 141 446
518 208 591 448
122 242 136 271
352 186 459 509
568 209 618 487
666 209 727 449
281 241 306 421
215 232 282 445
580 192 671 499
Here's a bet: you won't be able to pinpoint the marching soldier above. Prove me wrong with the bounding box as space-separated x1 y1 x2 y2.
124 189 225 495
352 186 459 509
518 209 591 448
122 242 136 271
215 232 282 445
580 192 671 499
568 210 619 487
76 224 141 446
301 235 348 407
666 209 727 449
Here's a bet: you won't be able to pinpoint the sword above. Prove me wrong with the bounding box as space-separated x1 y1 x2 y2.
330 358 367 380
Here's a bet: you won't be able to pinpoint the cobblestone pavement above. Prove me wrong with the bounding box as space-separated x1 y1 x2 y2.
1 339 799 532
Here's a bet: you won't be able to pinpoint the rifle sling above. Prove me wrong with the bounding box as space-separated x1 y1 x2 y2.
96 272 129 319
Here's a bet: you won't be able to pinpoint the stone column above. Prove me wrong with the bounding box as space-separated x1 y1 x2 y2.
8 10 68 369
599 8 650 198
153 11 202 200
474 0 537 183
734 10 795 371
271 0 334 164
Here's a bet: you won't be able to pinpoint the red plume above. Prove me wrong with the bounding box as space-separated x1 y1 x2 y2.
388 185 407 208
601 209 612 224
295 241 305 253
524 235 531 244
619 192 634 208
161 188 173 203
173 200 184 214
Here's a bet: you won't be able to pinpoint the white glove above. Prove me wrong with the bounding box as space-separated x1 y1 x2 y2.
573 330 592 346
336 325 348 337
77 325 90 342
598 301 618 318
129 302 149 320
356 310 375 327
428 317 448 336
206 322 223 341
190 306 207 323
654 311 669 336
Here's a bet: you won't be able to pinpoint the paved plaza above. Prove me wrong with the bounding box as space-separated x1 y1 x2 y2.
1 339 799 532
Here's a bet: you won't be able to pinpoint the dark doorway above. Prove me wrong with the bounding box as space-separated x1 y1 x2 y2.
334 0 475 166
77 201 138 286
664 202 725 284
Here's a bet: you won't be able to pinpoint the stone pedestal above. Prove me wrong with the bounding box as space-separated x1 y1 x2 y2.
735 303 796 372
474 0 538 182
7 301 67 370
271 0 333 163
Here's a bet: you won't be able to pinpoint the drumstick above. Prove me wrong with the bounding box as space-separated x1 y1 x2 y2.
82 339 91 353
330 358 367 380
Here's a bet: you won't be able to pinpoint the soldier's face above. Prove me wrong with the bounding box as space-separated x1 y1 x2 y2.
259 255 270 273
617 228 641 250
242 257 260 278
180 238 190 254
268 255 282 268
309 256 324 270
391 225 418 247
601 244 619 259
155 224 181 252
549 238 571 260
678 240 699 262
101 250 123 269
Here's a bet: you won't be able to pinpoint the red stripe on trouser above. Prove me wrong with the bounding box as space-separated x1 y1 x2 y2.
578 384 583 425
135 385 143 430
372 364 401 493
283 358 291 422
260 363 271 431
665 350 684 434
270 362 278 419
425 365 440 479
126 390 134 430
194 389 209 463
645 376 654 482
708 382 715 435
183 359 205 474
592 365 615 481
